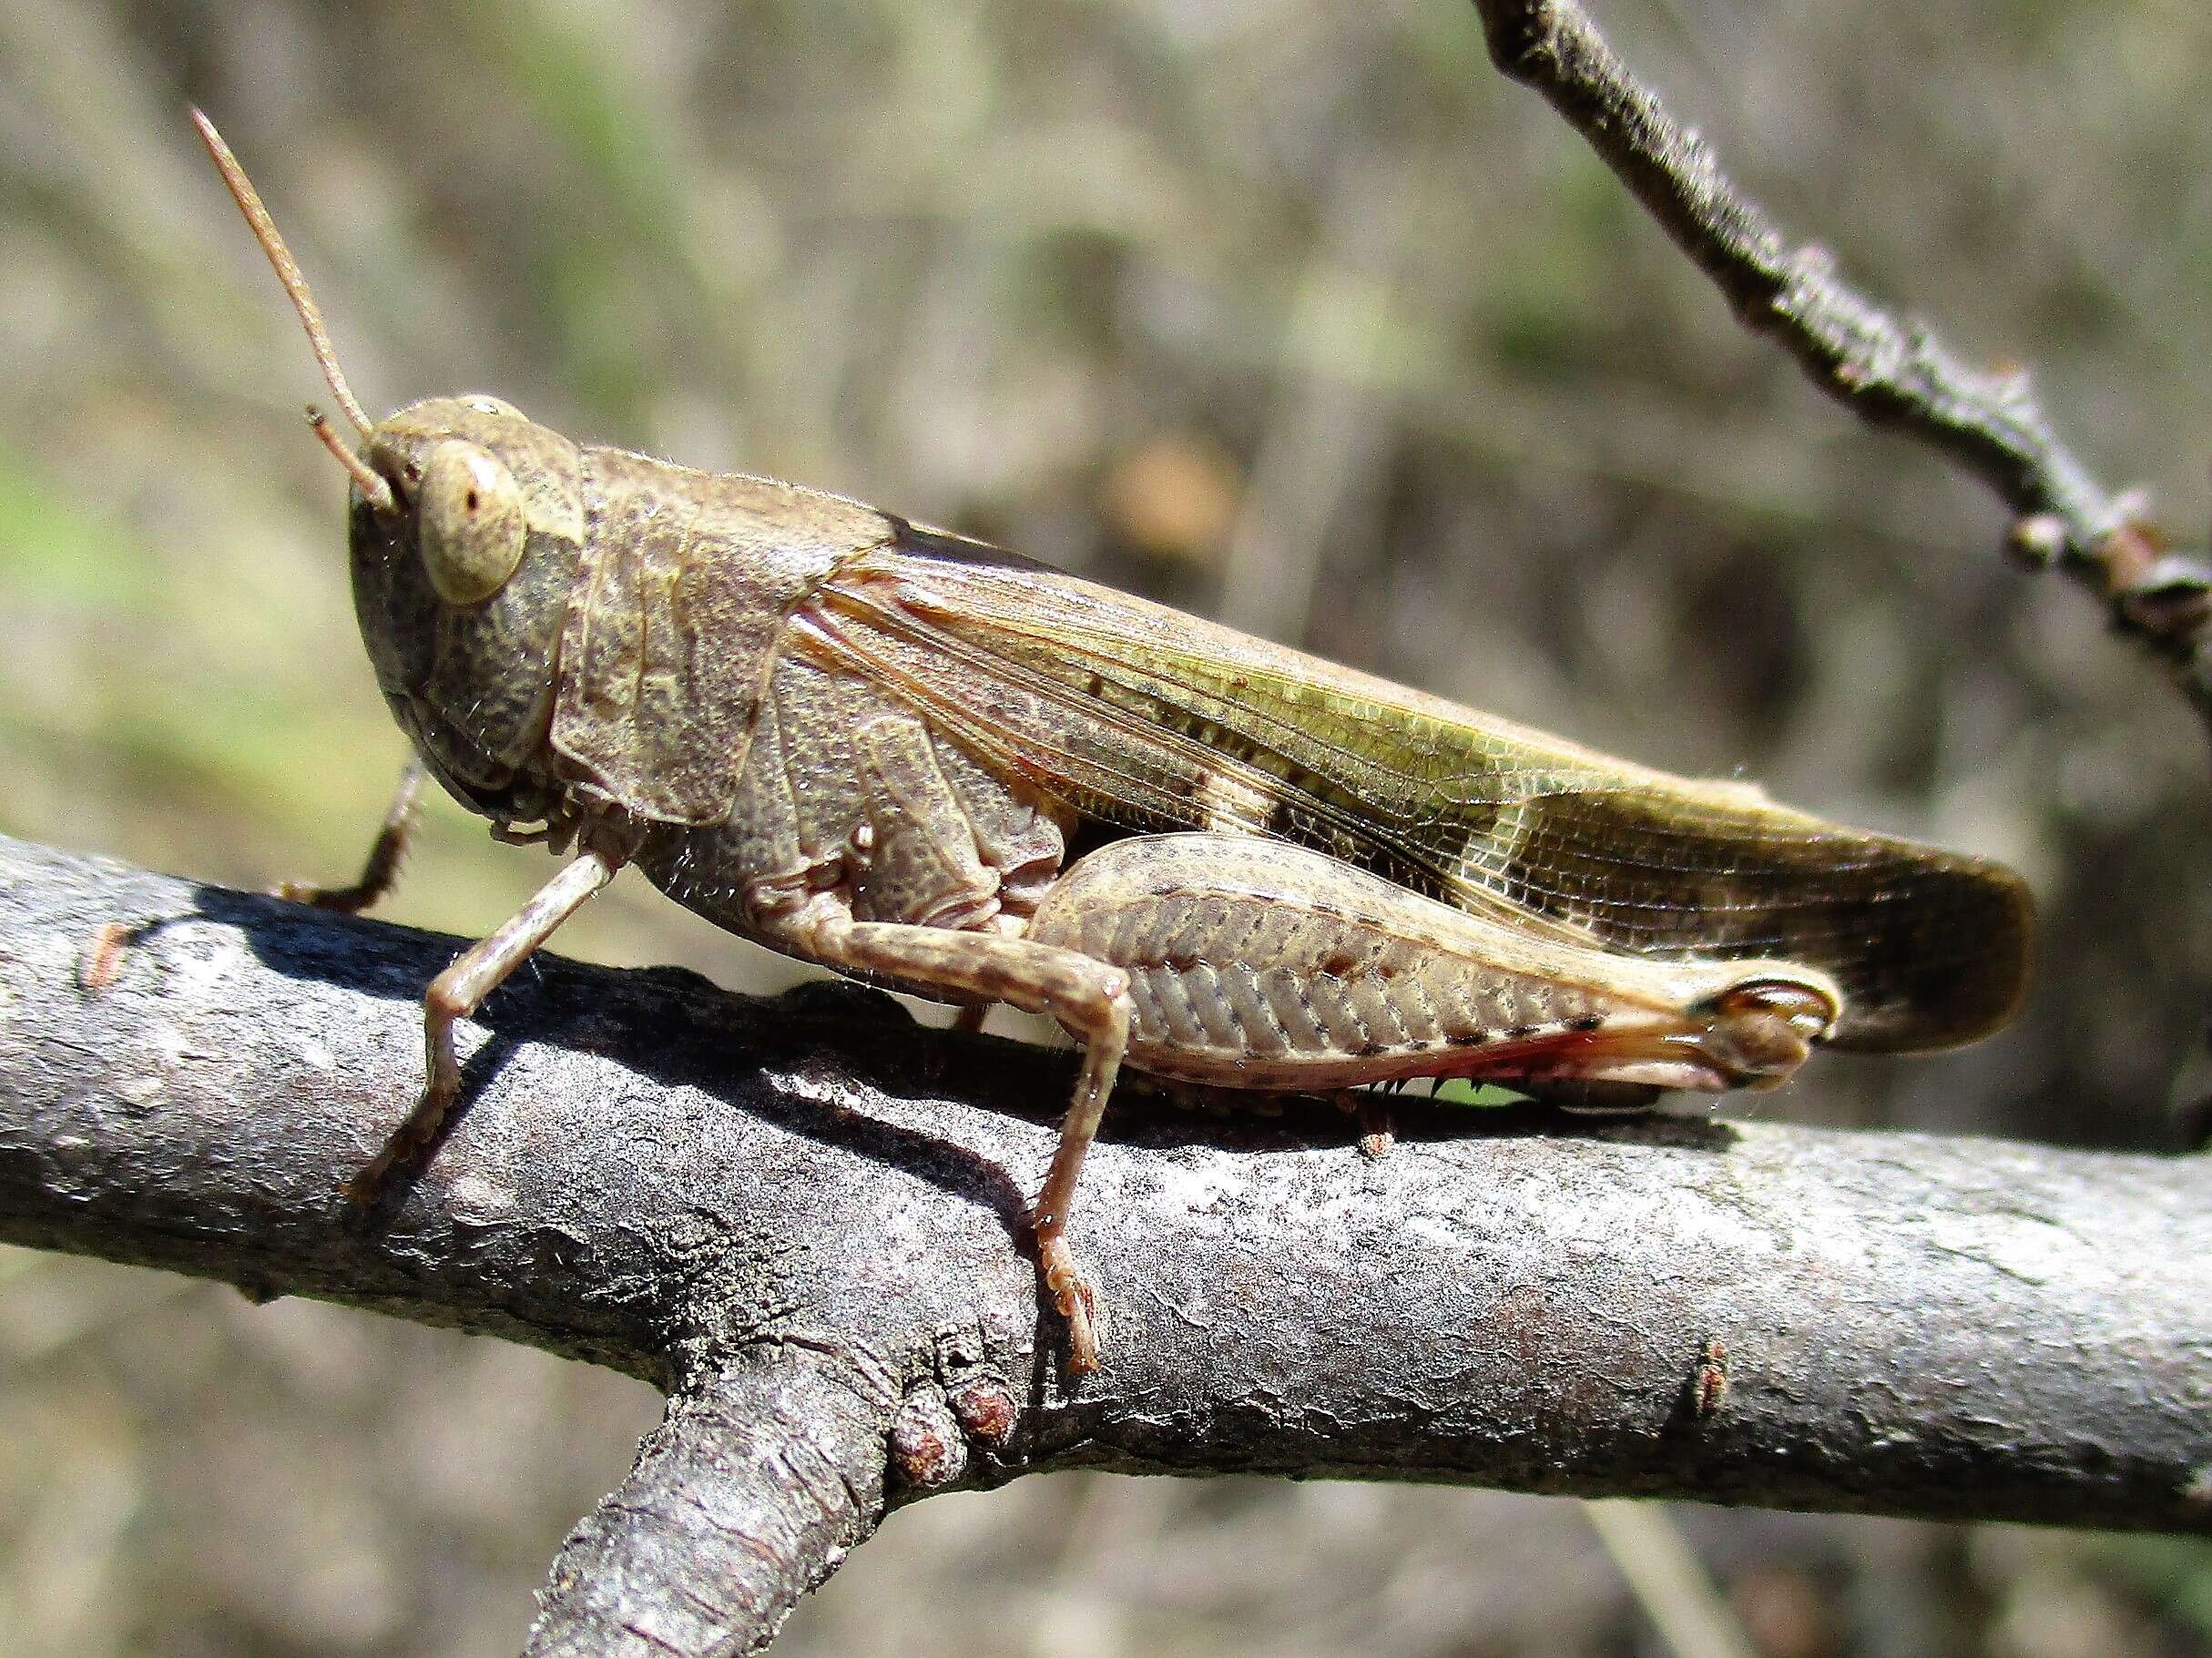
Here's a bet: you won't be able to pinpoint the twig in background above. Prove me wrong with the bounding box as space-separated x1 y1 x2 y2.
1471 0 2212 737
1585 1500 1760 1658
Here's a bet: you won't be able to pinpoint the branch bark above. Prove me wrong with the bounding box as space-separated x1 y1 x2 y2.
2 836 2207 1654
1472 0 2212 733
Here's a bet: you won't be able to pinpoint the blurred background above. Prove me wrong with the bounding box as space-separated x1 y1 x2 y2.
2 0 2209 1653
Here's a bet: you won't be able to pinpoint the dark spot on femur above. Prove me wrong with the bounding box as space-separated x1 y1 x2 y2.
1568 1014 1605 1032
1504 1024 1537 1042
464 489 479 512
1449 1031 1492 1047
1320 952 1359 978
1354 1040 1386 1057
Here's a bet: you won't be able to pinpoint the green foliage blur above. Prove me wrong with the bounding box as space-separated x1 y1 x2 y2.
1 1 2208 1653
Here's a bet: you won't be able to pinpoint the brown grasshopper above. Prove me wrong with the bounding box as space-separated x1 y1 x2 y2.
194 110 2031 1372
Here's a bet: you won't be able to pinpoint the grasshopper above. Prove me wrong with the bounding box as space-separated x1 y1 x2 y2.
194 110 2031 1372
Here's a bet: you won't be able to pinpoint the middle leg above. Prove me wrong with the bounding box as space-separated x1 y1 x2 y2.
777 910 1133 1373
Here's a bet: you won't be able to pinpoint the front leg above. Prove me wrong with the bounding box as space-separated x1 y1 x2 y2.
279 758 425 914
778 910 1133 1373
348 847 620 1203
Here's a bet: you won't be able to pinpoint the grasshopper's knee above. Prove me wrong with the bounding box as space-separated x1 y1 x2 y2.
424 963 477 1028
1062 965 1132 1047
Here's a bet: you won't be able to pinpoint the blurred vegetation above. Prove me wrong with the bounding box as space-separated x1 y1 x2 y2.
2 0 2210 1653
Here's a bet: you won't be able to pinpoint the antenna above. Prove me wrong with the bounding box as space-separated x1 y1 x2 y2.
306 407 396 514
190 106 375 436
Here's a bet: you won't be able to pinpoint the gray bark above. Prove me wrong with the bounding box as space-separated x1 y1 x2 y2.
1 835 2207 1656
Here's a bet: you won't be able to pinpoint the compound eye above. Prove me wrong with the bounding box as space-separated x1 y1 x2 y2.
416 440 525 605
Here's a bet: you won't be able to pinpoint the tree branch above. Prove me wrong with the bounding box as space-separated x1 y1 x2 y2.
1471 0 2212 731
528 1348 891 1655
1 835 2207 1652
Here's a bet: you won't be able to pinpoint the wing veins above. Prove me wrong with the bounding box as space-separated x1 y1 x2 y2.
809 578 1611 947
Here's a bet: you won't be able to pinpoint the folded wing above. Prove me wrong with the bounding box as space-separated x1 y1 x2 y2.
796 534 2032 1053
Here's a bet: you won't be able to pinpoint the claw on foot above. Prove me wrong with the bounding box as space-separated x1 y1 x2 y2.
276 877 378 914
341 1086 451 1210
341 1140 408 1208
1036 1230 1100 1373
340 1157 389 1209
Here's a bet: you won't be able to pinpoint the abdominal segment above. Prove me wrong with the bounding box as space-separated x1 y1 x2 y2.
1022 834 1839 1094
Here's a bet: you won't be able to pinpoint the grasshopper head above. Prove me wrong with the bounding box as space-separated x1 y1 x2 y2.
193 109 586 827
345 396 585 820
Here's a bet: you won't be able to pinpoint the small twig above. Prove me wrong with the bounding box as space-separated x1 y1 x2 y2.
1585 1500 1760 1658
1471 0 2212 730
526 1350 889 1656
